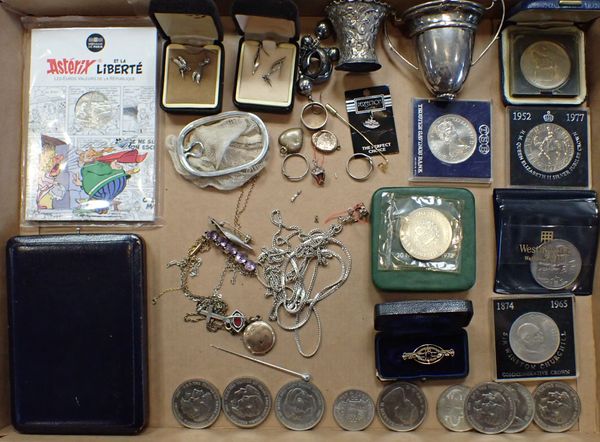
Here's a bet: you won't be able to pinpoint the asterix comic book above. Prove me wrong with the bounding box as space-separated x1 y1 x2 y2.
24 27 157 222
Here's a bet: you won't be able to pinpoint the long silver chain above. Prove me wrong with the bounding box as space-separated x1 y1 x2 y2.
257 209 353 357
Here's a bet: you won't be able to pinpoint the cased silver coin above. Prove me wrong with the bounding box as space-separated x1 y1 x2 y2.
436 385 472 432
531 239 582 290
275 381 325 431
333 389 375 431
504 383 535 433
464 382 516 434
75 91 113 129
377 382 427 432
399 207 453 261
523 123 574 174
520 41 571 90
533 381 581 432
427 114 477 164
509 312 561 364
172 379 221 429
222 377 271 428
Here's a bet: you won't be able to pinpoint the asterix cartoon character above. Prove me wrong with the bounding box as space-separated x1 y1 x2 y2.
36 135 68 210
72 146 147 214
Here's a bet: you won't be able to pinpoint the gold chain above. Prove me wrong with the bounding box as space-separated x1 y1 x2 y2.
154 178 257 309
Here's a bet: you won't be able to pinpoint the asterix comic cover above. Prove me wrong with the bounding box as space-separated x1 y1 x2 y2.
24 27 157 222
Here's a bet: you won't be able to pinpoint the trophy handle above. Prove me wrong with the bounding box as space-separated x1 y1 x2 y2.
383 19 419 71
471 0 505 66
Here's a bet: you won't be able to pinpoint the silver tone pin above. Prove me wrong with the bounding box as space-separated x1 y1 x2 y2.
211 345 312 382
290 190 302 203
325 102 389 172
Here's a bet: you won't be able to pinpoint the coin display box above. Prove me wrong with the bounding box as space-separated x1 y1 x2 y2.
410 98 492 183
508 107 590 187
493 189 599 295
374 300 473 381
231 0 299 113
371 187 476 292
149 0 224 114
493 296 577 381
500 0 600 106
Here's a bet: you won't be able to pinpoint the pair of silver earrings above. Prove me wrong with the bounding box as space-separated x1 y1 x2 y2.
252 42 285 87
171 55 211 85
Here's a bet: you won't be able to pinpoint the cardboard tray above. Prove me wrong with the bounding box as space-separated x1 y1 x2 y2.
0 0 599 440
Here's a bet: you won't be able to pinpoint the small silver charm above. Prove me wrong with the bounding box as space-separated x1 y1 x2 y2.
171 55 191 78
192 56 211 85
262 57 286 87
252 41 270 75
363 111 380 130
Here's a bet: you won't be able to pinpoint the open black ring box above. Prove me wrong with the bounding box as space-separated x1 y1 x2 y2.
375 300 473 381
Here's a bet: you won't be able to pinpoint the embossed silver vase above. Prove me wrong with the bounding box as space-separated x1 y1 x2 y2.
396 0 503 99
326 0 390 72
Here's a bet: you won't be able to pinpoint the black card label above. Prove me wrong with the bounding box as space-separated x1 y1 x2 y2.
344 85 399 155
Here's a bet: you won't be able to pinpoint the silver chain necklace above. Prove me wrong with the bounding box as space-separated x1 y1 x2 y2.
257 205 367 357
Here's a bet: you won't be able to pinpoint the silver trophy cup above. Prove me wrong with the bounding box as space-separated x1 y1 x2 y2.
387 0 504 99
326 0 390 72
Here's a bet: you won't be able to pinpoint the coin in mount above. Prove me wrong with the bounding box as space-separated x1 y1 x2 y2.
504 383 535 433
531 239 582 290
523 123 575 174
509 312 561 364
533 381 581 432
222 377 271 428
312 130 340 153
436 385 472 432
399 207 453 261
172 379 221 429
333 389 375 431
520 41 571 90
242 320 276 355
464 382 516 434
377 382 427 431
275 381 325 431
427 114 477 164
74 91 113 129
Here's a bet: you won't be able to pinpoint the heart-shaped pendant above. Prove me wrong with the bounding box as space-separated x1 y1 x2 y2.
278 128 304 155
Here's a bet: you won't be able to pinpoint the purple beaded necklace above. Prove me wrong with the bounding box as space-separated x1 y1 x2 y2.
156 178 276 355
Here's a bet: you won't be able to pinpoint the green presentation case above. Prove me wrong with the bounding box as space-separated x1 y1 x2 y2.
371 187 476 292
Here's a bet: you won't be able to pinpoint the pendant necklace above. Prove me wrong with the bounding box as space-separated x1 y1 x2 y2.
155 178 276 355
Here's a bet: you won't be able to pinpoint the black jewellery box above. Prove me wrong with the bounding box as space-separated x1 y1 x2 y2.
375 300 473 381
231 0 300 113
6 234 147 434
150 0 224 114
500 0 600 105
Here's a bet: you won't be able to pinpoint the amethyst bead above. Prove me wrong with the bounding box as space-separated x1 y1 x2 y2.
225 243 238 255
206 230 218 241
244 261 256 272
235 253 247 265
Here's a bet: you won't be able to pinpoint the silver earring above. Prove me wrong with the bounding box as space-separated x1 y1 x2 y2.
262 57 286 87
171 56 190 78
252 42 270 75
192 56 211 85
